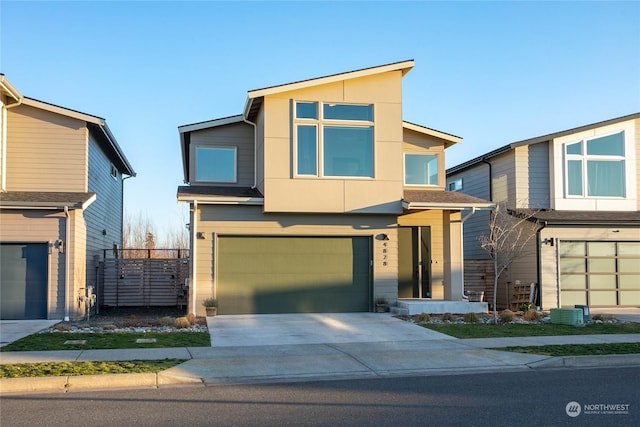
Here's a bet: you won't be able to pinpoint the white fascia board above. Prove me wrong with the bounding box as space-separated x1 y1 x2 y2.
247 60 415 99
176 196 264 205
403 122 462 146
81 193 97 210
0 75 22 102
403 201 496 210
178 115 245 134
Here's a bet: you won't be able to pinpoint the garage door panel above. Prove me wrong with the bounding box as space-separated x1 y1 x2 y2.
217 236 371 314
1 243 48 320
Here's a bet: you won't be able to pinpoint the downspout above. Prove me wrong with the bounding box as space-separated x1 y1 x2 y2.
481 157 492 201
191 200 198 315
535 220 548 309
64 206 70 321
242 116 257 189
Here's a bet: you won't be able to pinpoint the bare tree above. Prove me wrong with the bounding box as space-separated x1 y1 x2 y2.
122 210 157 258
478 202 539 323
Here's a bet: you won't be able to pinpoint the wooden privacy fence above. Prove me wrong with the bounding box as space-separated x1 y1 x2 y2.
100 250 190 307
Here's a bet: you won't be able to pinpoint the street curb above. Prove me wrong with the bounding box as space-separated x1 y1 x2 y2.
0 372 200 394
528 354 640 368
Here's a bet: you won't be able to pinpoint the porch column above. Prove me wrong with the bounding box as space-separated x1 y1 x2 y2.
445 213 464 300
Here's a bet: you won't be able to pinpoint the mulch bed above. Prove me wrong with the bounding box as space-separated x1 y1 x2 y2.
65 306 206 328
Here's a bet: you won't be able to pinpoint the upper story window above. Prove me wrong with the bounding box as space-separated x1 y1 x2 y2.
565 131 625 197
404 153 438 186
448 178 463 191
294 101 374 178
194 146 237 183
110 164 118 179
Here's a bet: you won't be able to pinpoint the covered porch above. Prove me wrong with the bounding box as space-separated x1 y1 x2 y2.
396 190 494 313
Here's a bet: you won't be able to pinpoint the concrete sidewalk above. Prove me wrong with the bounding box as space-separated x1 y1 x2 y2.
1 312 639 394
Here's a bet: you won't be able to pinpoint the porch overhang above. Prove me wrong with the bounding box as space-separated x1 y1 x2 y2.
177 185 264 205
402 190 494 211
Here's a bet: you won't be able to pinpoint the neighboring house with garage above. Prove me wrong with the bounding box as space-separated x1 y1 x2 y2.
177 60 494 316
0 75 135 320
446 113 640 310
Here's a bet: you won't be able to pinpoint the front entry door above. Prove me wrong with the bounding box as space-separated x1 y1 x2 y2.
398 227 431 298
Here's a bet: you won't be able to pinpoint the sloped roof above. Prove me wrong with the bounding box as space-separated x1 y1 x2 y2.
403 121 462 148
403 190 494 210
447 112 640 175
513 209 640 225
0 191 96 209
177 185 264 204
244 60 414 121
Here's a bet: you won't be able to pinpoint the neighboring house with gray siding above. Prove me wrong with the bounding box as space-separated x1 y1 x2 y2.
177 61 494 316
447 113 640 310
0 75 135 320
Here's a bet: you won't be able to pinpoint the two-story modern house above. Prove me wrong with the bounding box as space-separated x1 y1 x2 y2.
447 113 640 310
177 61 493 316
0 75 135 320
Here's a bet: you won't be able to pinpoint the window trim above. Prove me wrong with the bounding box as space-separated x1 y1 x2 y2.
564 130 626 199
448 178 463 192
193 145 238 184
293 101 375 179
110 164 118 180
403 153 439 187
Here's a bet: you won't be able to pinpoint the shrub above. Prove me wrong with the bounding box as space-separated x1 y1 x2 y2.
499 309 514 323
159 316 174 326
442 312 453 322
415 313 431 323
52 323 71 332
101 324 117 331
174 317 191 329
463 312 479 323
519 302 536 312
186 313 196 325
523 309 541 321
592 314 615 322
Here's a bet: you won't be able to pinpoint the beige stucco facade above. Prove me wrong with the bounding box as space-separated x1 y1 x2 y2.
179 61 494 316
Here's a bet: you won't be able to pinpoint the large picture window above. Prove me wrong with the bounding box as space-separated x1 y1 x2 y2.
194 146 237 182
565 131 625 197
404 153 438 186
294 101 374 178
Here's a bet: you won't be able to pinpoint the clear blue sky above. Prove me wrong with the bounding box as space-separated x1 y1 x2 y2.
2 1 639 240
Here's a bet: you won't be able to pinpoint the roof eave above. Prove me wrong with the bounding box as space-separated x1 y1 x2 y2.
176 195 265 205
403 201 496 211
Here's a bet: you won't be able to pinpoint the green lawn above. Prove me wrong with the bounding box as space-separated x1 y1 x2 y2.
498 342 640 357
420 322 640 339
0 332 211 352
0 359 185 378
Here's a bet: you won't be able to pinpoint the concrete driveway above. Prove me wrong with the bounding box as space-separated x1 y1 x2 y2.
206 313 454 347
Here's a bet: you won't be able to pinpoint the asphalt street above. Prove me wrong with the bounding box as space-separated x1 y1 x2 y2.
1 366 638 427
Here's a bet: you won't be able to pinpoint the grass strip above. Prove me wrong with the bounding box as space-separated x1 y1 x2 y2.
420 322 640 339
497 342 640 357
0 332 211 352
0 359 186 378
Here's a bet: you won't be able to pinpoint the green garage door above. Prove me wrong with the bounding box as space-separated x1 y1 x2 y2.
0 243 48 320
217 236 371 314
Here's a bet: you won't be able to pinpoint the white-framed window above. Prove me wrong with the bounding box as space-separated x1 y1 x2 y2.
294 101 374 178
448 178 463 191
194 146 237 183
404 153 438 186
565 131 625 198
110 164 118 179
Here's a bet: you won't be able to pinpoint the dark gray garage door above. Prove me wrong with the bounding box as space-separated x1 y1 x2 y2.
0 243 48 319
217 236 371 314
